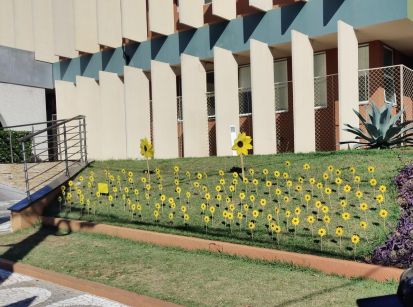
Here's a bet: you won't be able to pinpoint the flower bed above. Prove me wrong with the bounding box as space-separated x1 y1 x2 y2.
371 164 413 268
50 150 404 261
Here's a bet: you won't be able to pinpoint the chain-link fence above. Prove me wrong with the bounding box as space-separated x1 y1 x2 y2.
239 87 253 154
402 66 413 122
275 81 294 153
314 74 338 151
207 92 217 156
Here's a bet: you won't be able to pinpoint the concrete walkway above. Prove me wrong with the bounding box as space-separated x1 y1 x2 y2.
0 183 24 234
0 268 127 307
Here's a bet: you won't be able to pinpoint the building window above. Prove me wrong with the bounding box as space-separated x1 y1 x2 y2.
238 65 252 115
383 46 396 105
206 71 215 117
314 52 327 108
274 59 288 112
358 44 370 103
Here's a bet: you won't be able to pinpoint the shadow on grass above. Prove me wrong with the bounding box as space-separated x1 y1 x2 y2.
0 220 73 286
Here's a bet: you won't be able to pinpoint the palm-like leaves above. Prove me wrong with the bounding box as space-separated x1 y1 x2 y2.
341 102 413 149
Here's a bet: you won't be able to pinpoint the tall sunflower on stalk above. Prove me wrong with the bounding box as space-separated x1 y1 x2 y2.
140 138 154 183
232 132 253 180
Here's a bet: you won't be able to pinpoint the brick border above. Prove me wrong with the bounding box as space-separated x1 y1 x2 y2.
0 258 181 307
41 216 403 282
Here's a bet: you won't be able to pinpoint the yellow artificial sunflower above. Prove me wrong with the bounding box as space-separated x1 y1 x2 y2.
140 138 154 159
232 132 253 156
335 227 344 237
351 234 360 245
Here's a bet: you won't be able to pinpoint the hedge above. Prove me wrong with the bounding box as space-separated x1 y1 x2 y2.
0 129 33 163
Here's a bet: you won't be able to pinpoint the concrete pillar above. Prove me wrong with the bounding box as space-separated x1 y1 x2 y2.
14 0 34 51
124 66 151 159
181 54 209 157
32 0 59 63
250 39 276 155
121 0 147 42
249 0 273 11
292 30 316 153
149 0 175 36
99 71 126 160
74 0 100 54
55 80 77 119
0 0 15 48
97 0 122 48
179 0 204 28
76 76 102 160
338 20 359 148
151 60 179 159
212 0 236 21
214 47 239 156
52 0 78 58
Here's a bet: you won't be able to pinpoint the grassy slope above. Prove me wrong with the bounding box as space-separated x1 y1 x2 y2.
0 227 397 307
49 149 413 260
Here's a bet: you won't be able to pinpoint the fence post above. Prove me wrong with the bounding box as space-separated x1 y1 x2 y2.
22 142 30 199
82 117 88 163
400 65 404 123
63 123 69 177
8 130 13 164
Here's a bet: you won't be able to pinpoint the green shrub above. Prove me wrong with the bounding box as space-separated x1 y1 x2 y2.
0 130 33 163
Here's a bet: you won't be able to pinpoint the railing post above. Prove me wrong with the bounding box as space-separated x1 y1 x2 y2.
82 117 88 163
78 118 84 163
31 125 37 162
8 130 13 164
21 142 30 199
63 123 69 177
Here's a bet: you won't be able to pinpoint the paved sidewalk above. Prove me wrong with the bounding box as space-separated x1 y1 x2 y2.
0 268 127 307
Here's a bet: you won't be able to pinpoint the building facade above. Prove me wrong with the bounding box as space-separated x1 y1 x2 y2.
1 0 413 160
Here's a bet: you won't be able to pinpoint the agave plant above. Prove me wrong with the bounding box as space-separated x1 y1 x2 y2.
341 102 413 149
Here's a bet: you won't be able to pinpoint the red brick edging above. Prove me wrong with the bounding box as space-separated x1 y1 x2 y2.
0 258 181 307
42 216 403 282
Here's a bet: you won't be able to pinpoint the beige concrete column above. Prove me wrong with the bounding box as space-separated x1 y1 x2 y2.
0 0 15 48
212 0 236 21
151 60 179 159
121 0 147 42
250 39 276 155
338 20 359 148
214 47 239 156
52 0 79 58
33 0 59 63
181 54 209 157
74 0 100 54
97 0 122 48
76 76 102 160
124 66 151 159
292 30 316 153
149 0 174 36
14 0 34 51
179 0 204 28
99 71 127 160
249 0 273 11
55 80 77 119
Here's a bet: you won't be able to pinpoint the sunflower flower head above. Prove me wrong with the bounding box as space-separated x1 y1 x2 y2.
140 138 154 159
232 132 253 156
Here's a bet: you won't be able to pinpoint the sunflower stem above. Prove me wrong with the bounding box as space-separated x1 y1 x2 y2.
240 154 245 180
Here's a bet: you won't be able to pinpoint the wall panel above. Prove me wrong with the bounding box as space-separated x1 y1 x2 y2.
14 0 34 51
338 21 359 149
97 0 123 48
181 54 209 157
121 0 147 42
0 0 15 48
53 0 78 58
212 0 236 21
124 66 151 159
148 0 175 36
250 39 276 155
179 0 204 28
99 71 127 159
292 30 315 153
33 0 59 63
151 60 179 159
74 0 100 53
214 47 239 156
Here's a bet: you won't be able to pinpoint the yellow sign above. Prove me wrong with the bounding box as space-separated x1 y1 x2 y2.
98 183 109 194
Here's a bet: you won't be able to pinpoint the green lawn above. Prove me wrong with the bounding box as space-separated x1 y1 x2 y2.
48 149 412 261
0 227 398 307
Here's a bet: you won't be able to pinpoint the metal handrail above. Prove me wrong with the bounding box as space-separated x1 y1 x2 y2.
19 115 87 199
0 118 69 130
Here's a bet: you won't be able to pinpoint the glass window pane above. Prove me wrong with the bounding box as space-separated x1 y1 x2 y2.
358 45 369 70
274 59 288 111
